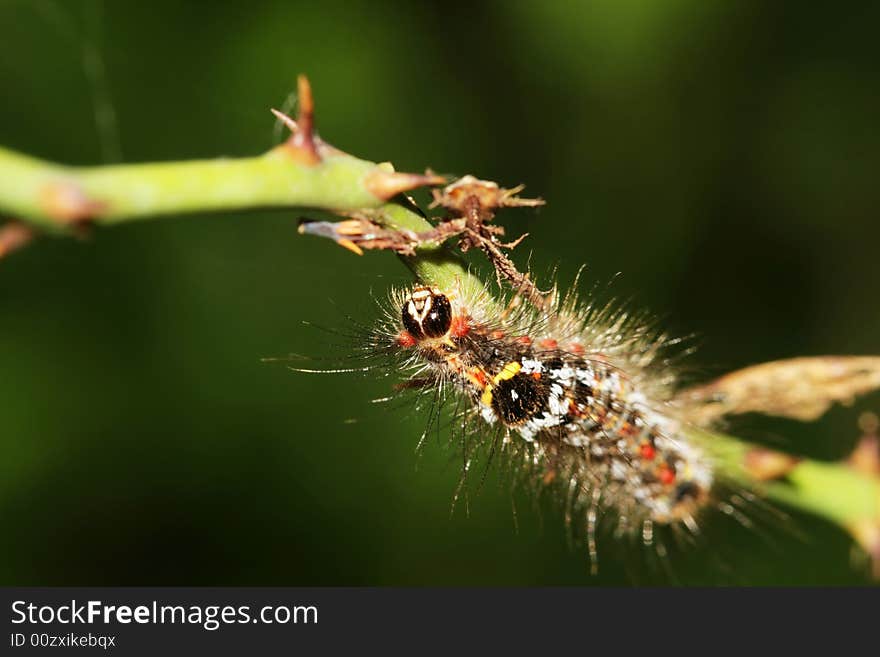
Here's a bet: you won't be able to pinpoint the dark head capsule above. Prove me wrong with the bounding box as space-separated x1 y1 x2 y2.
402 286 453 339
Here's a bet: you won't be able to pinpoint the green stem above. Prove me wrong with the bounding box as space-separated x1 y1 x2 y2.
695 429 879 531
377 202 486 300
0 145 386 231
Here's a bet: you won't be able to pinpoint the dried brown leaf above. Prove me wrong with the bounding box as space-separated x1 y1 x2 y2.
677 356 880 425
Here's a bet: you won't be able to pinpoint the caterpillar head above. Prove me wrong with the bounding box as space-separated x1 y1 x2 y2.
401 286 453 339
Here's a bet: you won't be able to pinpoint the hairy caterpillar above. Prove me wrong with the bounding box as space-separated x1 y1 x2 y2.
364 276 726 564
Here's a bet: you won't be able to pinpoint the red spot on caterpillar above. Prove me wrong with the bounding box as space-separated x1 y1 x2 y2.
449 315 470 338
397 331 417 348
538 338 558 349
532 372 542 381
659 464 675 485
640 444 656 461
490 330 505 340
517 336 532 346
468 367 488 388
568 342 585 355
619 423 637 437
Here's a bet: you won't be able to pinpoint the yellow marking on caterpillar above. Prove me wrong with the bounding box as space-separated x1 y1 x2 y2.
480 361 522 406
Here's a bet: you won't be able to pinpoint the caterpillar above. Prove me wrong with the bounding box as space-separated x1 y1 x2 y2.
367 275 722 563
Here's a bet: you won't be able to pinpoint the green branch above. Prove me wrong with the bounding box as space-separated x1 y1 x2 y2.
696 429 879 532
0 144 435 231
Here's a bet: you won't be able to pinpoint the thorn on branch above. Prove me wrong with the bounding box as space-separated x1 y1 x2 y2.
39 181 104 226
270 107 298 133
290 75 320 165
851 412 880 476
847 412 880 578
271 75 447 198
272 75 322 165
743 448 801 481
0 221 36 259
271 74 447 202
364 169 447 201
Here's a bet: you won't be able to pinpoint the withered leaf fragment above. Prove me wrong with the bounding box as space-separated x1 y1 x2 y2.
678 356 880 425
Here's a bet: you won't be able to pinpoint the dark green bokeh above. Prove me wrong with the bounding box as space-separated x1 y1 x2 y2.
1 0 878 585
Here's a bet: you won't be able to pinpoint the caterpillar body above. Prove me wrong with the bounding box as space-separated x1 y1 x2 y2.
371 277 719 556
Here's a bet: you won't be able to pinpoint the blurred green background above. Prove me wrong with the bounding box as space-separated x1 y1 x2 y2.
1 0 878 585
